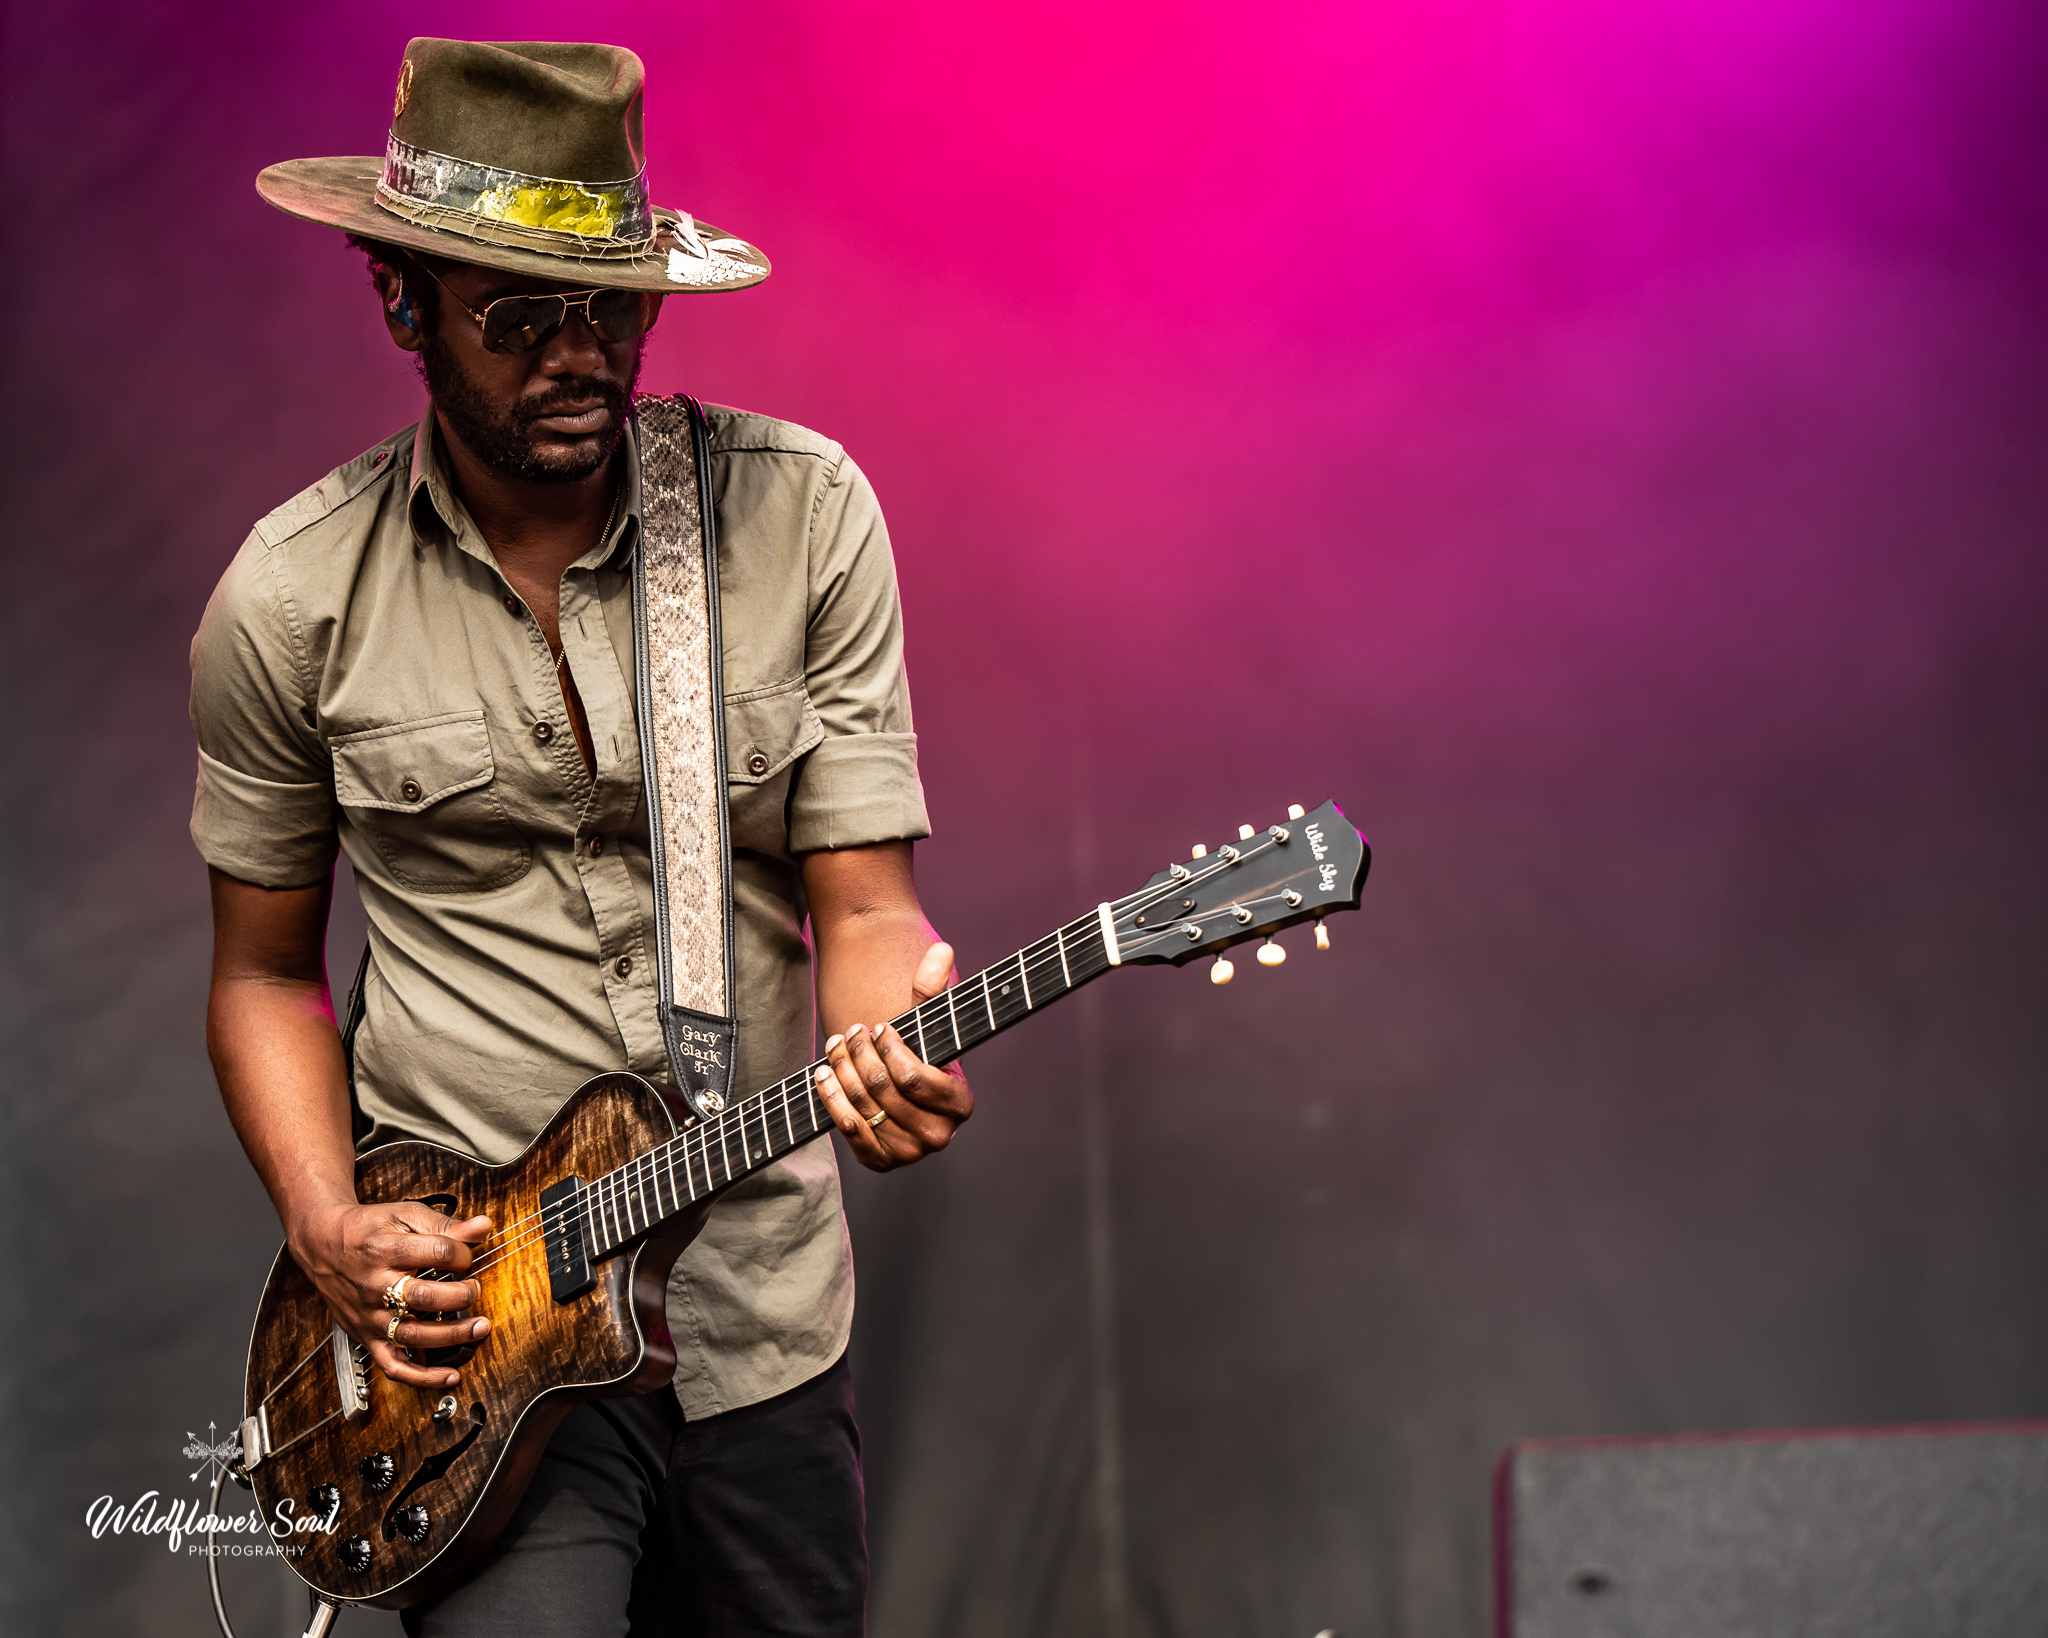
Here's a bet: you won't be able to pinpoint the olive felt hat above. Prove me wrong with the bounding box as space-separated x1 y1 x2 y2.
256 38 769 293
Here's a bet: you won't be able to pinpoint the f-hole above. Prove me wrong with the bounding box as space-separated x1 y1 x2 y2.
381 1403 486 1540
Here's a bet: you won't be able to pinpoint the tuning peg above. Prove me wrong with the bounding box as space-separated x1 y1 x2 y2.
1314 919 1330 951
1287 804 1306 820
1238 824 1256 841
1192 843 1208 859
1256 937 1286 966
1210 955 1234 985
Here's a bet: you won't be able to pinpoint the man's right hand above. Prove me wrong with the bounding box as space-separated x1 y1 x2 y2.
290 1200 495 1389
207 869 497 1393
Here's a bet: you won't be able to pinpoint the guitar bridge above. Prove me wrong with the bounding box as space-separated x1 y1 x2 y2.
540 1176 593 1302
331 1324 370 1419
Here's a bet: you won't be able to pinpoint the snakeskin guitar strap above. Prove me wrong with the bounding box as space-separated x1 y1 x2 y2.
631 395 737 1123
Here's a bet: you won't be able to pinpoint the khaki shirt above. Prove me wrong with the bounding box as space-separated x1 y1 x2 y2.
189 406 929 1416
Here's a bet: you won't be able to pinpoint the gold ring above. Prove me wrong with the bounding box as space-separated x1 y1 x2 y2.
383 1275 415 1311
867 1107 890 1129
386 1312 404 1341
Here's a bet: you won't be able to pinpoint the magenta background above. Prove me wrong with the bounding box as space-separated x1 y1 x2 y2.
7 1 2048 1634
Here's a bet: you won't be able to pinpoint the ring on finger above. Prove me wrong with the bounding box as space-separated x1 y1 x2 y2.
386 1312 405 1342
383 1274 415 1312
867 1107 891 1129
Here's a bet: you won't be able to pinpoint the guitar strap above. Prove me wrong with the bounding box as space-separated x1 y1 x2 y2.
338 397 737 1137
630 394 738 1123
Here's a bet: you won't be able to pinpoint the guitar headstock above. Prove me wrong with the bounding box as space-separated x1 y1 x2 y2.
1103 800 1369 980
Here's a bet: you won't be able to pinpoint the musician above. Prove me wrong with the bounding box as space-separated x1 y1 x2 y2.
191 39 969 1634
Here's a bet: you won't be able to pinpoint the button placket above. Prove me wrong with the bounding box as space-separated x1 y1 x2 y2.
559 562 658 1073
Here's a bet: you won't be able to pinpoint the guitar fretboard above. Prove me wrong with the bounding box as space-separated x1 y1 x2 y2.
574 910 1116 1256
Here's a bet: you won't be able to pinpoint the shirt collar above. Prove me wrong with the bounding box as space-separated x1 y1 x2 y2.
405 408 643 572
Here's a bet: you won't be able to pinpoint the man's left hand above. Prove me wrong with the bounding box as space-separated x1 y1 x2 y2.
813 941 973 1171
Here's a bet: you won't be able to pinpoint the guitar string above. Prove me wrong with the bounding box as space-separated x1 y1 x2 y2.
441 837 1303 1287
264 831 1330 1404
394 834 1301 1288
449 915 1122 1283
448 928 1104 1279
294 841 1325 1386
448 914 1227 1295
259 1334 335 1407
448 890 1269 1291
391 896 1266 1356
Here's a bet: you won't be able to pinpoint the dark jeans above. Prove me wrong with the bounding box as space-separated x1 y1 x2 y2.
401 1356 866 1637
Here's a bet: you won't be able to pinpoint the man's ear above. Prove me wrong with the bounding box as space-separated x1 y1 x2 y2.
373 263 425 352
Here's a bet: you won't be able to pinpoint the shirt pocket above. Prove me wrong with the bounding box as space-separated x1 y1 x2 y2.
724 678 823 856
330 710 532 893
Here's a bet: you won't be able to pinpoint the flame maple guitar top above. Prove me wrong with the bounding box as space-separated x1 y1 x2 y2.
241 1073 706 1608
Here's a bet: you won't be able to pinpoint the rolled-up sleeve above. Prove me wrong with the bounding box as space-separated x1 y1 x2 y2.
189 539 338 886
787 452 930 854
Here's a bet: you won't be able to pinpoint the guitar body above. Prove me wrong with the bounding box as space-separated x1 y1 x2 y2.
241 1072 707 1609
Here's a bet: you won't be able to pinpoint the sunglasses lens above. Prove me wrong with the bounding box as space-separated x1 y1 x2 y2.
477 291 660 353
481 296 569 354
589 290 660 344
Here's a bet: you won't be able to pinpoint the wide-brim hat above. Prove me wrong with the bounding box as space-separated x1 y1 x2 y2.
257 38 768 294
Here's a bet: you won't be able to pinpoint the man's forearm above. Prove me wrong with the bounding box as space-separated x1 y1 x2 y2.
804 841 949 1037
208 973 359 1249
814 905 945 1039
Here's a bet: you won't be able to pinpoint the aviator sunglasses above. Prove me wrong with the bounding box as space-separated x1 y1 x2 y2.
406 259 662 355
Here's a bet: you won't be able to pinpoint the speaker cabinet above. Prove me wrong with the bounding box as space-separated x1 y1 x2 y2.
1495 1420 2048 1636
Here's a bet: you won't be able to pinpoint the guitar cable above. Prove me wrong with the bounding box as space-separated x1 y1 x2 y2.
207 1460 343 1638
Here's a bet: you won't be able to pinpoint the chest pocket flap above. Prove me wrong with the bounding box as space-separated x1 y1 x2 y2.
332 711 496 812
725 679 823 785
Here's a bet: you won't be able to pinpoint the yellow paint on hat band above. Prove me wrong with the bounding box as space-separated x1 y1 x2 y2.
475 178 617 239
377 132 652 251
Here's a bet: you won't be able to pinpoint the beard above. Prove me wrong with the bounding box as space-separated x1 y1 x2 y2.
418 330 643 484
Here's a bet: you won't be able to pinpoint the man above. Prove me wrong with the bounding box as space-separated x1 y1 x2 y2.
192 39 969 1635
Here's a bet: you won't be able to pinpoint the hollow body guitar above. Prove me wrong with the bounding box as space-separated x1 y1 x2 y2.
236 802 1369 1607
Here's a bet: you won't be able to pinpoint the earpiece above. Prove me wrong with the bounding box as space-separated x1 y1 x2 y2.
389 286 419 331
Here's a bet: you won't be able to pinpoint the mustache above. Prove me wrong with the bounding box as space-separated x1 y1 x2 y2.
513 377 632 429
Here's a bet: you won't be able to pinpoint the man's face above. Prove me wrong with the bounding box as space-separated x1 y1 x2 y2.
397 260 652 484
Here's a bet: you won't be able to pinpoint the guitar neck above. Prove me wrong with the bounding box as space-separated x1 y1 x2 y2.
575 908 1118 1257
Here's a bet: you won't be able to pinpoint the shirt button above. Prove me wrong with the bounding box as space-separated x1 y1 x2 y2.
589 835 606 857
399 778 422 803
503 594 521 617
746 751 770 776
533 721 555 743
615 955 633 978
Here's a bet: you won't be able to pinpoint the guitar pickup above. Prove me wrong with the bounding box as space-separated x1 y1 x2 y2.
540 1177 593 1302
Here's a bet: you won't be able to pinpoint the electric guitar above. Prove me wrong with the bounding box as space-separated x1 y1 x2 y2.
234 801 1369 1607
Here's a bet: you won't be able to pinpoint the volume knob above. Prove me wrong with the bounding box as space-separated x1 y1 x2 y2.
359 1451 396 1491
340 1536 373 1572
396 1504 432 1544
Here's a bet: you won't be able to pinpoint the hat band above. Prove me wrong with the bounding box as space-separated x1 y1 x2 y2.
376 132 655 258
